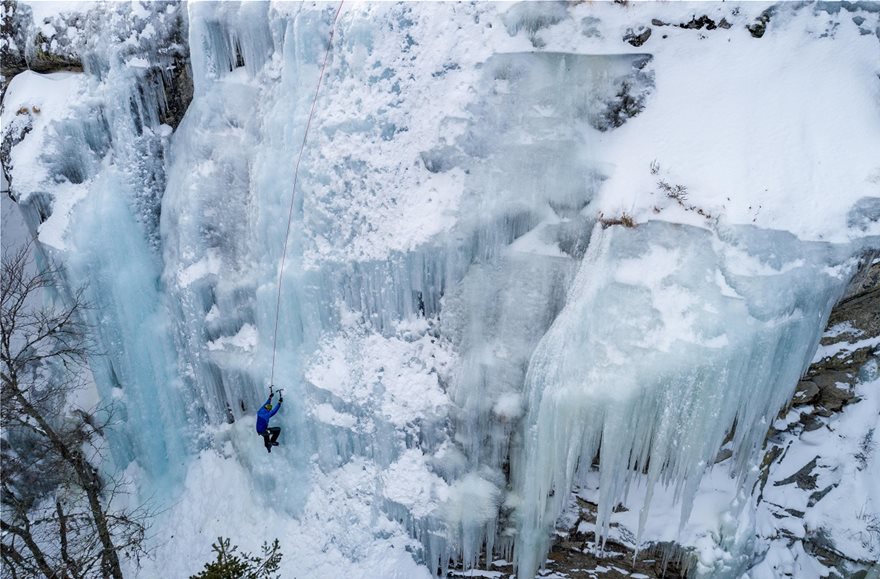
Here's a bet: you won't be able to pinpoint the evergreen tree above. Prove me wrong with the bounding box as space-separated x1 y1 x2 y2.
190 537 283 579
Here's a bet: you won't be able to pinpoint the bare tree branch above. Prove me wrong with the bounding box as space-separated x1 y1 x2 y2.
2 538 34 578
0 518 57 578
2 241 149 579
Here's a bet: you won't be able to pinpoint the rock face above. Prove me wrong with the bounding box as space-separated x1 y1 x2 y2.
535 498 691 579
0 0 31 96
1 0 193 201
0 1 192 128
0 106 32 196
834 254 880 328
0 0 83 86
755 257 880 578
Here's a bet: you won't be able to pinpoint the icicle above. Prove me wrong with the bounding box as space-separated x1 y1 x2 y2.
512 222 856 578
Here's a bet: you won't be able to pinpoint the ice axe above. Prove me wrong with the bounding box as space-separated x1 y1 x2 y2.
269 386 284 402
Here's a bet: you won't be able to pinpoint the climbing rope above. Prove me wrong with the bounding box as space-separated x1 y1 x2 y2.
270 1 344 387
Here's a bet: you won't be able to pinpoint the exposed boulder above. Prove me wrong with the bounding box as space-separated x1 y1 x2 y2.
623 26 651 47
747 6 776 38
773 456 819 490
792 379 820 405
681 15 718 30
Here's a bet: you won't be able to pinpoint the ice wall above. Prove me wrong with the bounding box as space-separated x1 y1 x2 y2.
511 222 859 577
3 1 192 486
161 2 649 569
5 1 879 577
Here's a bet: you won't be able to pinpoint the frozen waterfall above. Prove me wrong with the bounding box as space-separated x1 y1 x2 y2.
3 1 879 577
510 222 859 578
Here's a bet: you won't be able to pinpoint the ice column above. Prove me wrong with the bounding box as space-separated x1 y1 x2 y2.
11 2 195 486
512 221 857 578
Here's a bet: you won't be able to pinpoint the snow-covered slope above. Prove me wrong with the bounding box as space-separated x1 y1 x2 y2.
2 1 879 578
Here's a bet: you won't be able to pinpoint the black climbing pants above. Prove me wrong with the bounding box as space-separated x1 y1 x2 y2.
261 427 281 451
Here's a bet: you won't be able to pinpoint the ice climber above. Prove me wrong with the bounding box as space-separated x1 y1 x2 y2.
256 386 283 453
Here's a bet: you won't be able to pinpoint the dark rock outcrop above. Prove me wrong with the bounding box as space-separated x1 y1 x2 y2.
623 26 651 47
1 0 31 93
591 55 654 132
533 497 691 579
1 0 84 84
650 14 731 33
756 254 880 577
28 27 83 73
773 456 819 490
773 257 880 436
1 1 192 129
0 108 33 196
681 15 719 30
747 7 776 38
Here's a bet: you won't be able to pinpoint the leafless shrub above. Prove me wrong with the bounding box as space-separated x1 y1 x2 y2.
854 502 880 552
856 428 875 470
598 212 637 229
653 178 714 220
658 179 688 202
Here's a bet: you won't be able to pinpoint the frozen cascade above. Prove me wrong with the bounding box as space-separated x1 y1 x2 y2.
161 2 648 571
4 1 879 577
66 170 188 483
511 222 865 578
6 1 193 486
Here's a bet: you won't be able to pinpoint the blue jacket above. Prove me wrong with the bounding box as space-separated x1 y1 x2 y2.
256 396 281 433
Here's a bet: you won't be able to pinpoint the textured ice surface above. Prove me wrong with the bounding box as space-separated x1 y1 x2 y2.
511 222 859 577
1 2 192 487
3 1 880 577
